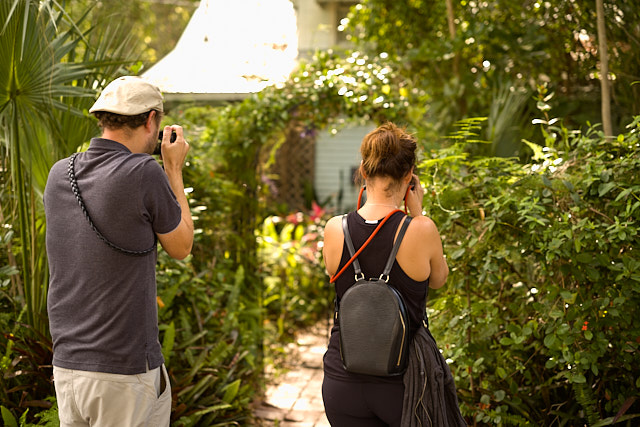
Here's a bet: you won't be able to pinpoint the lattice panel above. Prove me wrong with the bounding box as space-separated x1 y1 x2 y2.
271 123 317 211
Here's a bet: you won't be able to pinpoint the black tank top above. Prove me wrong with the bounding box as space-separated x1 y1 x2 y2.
323 210 429 383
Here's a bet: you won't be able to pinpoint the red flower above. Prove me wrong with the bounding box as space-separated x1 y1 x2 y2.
581 321 588 331
310 201 326 222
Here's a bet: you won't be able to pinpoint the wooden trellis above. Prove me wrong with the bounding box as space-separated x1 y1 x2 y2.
270 122 317 211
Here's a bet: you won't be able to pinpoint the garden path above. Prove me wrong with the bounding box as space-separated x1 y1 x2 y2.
254 323 331 426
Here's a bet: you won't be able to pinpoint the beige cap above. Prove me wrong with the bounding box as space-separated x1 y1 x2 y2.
89 76 164 115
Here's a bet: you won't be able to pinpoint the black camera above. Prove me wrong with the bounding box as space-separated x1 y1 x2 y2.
153 130 177 155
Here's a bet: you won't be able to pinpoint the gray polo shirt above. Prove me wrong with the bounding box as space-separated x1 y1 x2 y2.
44 138 181 375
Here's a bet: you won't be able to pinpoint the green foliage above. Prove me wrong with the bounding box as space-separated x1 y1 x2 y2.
155 250 258 426
259 205 332 339
422 115 640 425
1 398 59 426
3 1 639 426
345 0 640 137
0 0 138 335
0 318 55 423
65 0 198 64
1 1 152 423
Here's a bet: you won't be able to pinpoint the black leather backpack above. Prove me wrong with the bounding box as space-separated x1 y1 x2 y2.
335 214 412 376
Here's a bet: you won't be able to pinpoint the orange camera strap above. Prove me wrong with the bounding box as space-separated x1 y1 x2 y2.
329 207 402 283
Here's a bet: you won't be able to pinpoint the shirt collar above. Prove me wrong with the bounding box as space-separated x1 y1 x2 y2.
88 137 132 154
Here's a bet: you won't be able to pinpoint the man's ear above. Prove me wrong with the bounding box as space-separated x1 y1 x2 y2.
145 111 157 131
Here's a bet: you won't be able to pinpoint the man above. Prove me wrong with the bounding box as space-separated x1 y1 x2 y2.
44 76 194 426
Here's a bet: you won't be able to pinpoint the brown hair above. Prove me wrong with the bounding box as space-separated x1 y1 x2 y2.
357 122 417 185
93 110 162 131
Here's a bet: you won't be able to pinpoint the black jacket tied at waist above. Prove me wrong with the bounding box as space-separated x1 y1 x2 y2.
401 326 467 427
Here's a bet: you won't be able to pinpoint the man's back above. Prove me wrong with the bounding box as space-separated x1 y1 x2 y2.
45 138 181 375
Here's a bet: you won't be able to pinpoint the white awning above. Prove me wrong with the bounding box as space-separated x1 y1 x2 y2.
143 0 298 96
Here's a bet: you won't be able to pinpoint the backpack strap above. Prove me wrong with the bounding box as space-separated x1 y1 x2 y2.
341 214 412 282
379 215 412 282
342 215 364 281
331 209 402 283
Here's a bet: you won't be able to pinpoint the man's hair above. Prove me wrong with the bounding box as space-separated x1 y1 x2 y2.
93 110 162 131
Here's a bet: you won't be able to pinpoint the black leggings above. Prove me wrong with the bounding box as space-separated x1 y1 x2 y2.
322 376 404 426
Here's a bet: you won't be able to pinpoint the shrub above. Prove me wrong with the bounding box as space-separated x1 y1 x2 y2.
259 203 333 340
423 116 640 425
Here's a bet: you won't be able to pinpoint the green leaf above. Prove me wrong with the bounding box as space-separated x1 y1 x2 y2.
523 139 546 161
222 379 241 403
584 330 593 340
496 367 507 379
500 337 514 345
1 406 18 427
450 248 465 260
561 291 576 303
494 390 506 402
161 321 176 366
576 253 593 263
549 309 564 319
544 334 557 348
598 182 616 197
572 373 587 383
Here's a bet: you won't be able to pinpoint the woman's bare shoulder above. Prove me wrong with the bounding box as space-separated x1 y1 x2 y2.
408 215 440 235
324 215 344 233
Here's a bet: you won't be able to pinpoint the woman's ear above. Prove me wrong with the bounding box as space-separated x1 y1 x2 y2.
359 161 367 180
404 169 413 184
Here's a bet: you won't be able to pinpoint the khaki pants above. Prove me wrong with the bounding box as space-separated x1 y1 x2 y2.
53 365 171 427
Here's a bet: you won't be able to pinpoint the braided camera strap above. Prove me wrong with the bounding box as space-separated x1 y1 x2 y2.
67 153 156 256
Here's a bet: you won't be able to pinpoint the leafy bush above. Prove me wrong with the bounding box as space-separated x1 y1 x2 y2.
422 116 640 425
259 203 333 340
156 250 258 426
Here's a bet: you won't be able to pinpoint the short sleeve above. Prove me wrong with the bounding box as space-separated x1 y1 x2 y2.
140 160 182 235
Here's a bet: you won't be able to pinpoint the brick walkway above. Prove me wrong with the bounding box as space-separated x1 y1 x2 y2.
254 324 331 426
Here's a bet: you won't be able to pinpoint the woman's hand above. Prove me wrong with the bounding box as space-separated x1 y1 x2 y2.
405 173 424 217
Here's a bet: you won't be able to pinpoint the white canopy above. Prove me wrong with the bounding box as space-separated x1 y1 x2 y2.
143 0 298 96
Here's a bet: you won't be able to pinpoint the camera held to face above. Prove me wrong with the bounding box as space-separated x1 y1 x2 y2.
153 130 177 155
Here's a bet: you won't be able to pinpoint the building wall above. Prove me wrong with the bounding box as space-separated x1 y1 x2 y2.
314 123 372 213
289 0 363 212
292 0 356 56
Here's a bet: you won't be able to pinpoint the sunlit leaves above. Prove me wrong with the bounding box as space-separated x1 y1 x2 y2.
425 116 640 424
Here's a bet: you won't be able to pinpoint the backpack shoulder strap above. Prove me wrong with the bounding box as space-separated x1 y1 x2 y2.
341 214 363 280
380 215 412 282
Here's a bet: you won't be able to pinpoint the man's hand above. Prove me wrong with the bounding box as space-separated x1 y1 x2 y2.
160 125 189 173
157 124 194 260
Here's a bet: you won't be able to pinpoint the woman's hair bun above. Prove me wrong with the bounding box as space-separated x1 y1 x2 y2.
359 122 417 183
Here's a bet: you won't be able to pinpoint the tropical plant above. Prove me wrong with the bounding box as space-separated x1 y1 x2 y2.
344 0 640 138
0 0 137 337
259 203 332 339
421 112 640 425
0 0 137 421
155 249 258 426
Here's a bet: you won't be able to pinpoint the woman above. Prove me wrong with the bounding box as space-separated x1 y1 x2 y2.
321 122 450 426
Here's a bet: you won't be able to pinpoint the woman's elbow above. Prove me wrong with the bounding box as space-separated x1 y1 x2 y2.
429 260 449 289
